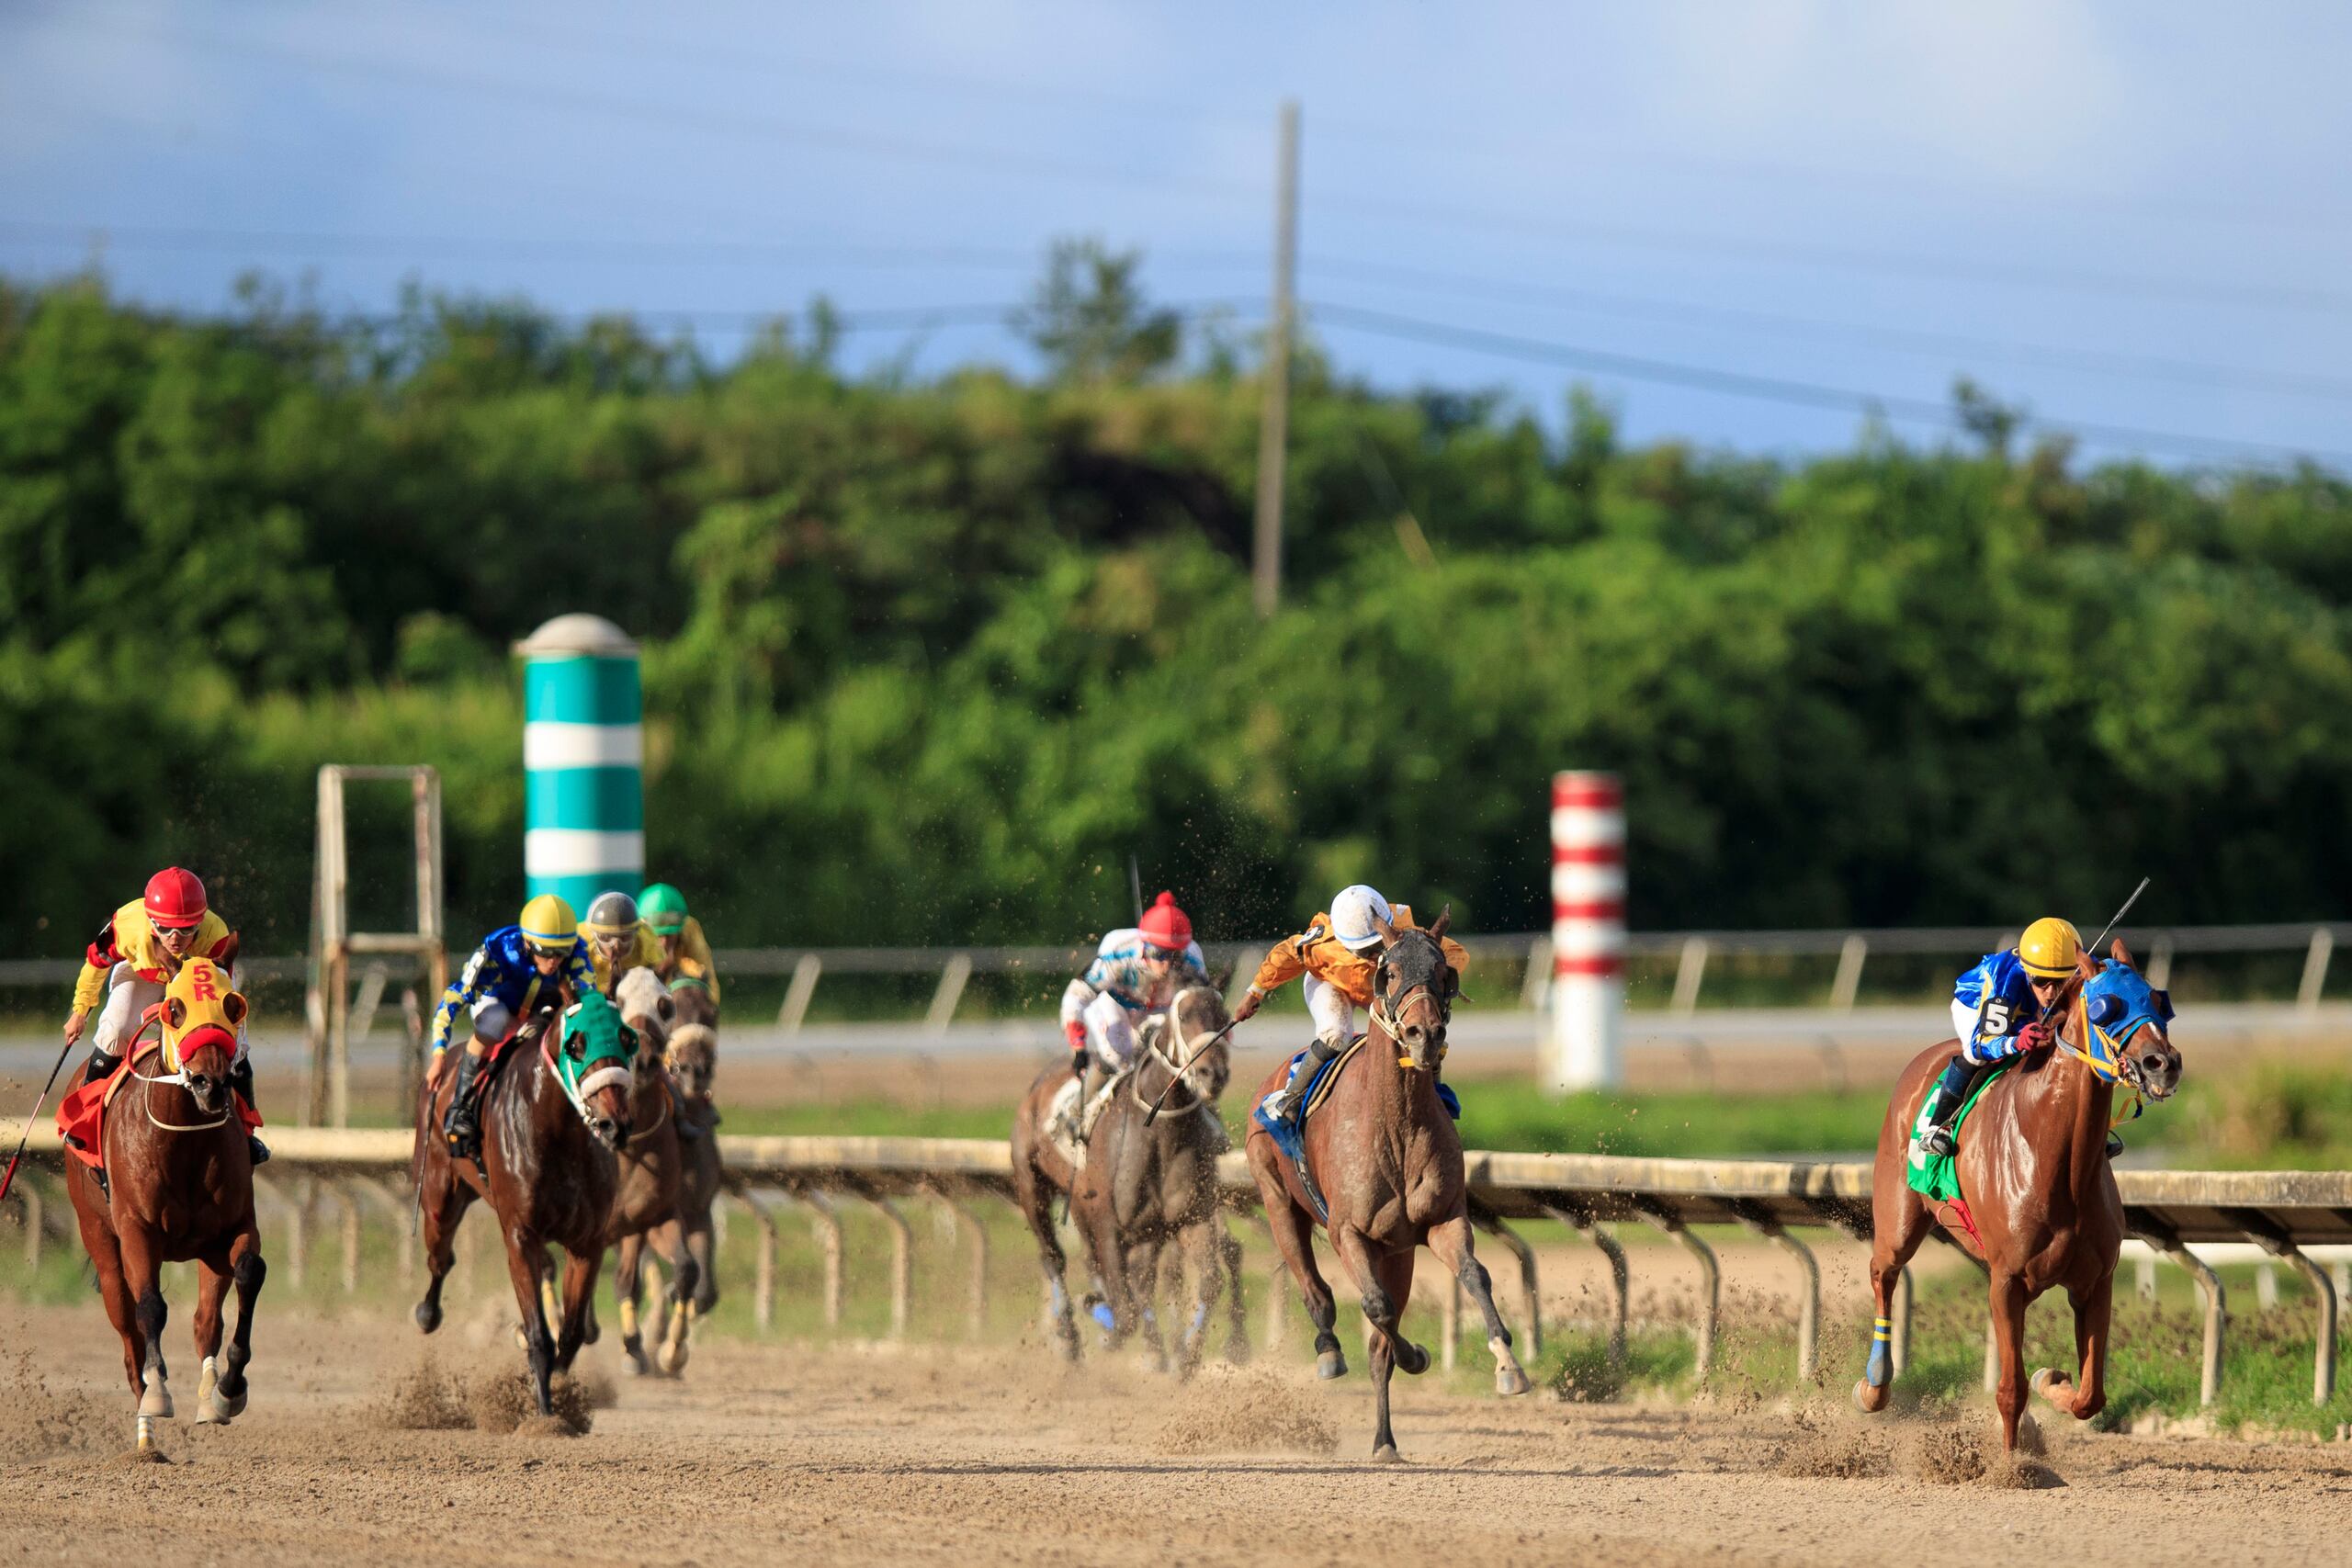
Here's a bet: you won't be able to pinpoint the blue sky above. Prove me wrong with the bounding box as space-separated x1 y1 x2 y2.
6 0 2352 468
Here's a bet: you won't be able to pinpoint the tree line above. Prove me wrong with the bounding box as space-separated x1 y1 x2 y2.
6 254 2349 959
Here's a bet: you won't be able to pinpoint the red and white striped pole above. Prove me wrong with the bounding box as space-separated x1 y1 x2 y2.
1549 771 1624 1091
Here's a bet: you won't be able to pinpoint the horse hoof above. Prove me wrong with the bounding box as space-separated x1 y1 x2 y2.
139 1376 173 1420
582 1313 601 1347
1395 1340 1430 1376
1853 1380 1890 1414
1371 1443 1403 1465
414 1301 441 1336
1496 1364 1532 1398
1317 1350 1348 1381
658 1342 688 1376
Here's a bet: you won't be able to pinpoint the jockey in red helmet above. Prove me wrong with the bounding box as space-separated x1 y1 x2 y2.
62 868 268 1165
1053 892 1211 1142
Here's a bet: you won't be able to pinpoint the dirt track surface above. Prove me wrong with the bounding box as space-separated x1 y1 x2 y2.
6 1302 2350 1567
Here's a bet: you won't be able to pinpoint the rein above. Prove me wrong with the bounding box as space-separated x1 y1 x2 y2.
1135 990 1230 1124
119 1017 232 1134
1370 987 1448 1069
2049 993 2148 1129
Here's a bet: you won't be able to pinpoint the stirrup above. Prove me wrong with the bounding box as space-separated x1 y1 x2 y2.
246 1134 272 1167
2105 1130 2124 1158
1920 1124 1957 1157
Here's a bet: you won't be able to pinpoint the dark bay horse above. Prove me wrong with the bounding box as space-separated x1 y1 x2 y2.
605 966 701 1376
661 984 723 1323
1854 942 2182 1450
412 993 634 1417
1243 908 1531 1461
1012 984 1246 1373
60 957 265 1452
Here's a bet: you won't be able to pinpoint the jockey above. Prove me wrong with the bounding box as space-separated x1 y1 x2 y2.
62 868 268 1167
1057 892 1210 1127
1920 916 2121 1158
639 882 720 1005
582 889 662 998
1236 883 1471 1129
428 894 595 1153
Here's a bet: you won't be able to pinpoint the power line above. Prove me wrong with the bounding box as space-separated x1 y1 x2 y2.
1306 300 2352 469
1307 256 2352 406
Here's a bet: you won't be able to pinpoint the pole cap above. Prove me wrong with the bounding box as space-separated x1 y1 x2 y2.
514 614 638 659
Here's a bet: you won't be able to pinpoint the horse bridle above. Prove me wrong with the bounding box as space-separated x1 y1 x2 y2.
1132 988 1228 1117
1368 952 1453 1069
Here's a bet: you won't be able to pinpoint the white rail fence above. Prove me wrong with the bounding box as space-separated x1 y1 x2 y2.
6 1130 2346 1408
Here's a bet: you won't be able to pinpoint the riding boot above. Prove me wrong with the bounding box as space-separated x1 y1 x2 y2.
1077 1059 1113 1140
1263 1036 1337 1127
229 1057 271 1166
442 1051 485 1156
1917 1055 1984 1156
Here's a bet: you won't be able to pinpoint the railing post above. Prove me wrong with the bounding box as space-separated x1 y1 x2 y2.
1739 1212 1818 1384
930 1185 990 1341
19 1180 41 1274
1634 1202 1716 1382
334 1182 362 1295
925 953 974 1033
777 953 822 1032
1519 936 1552 1011
1829 934 1867 1011
1670 938 1710 1016
1539 1201 1627 1374
2154 1241 2226 1407
801 1189 843 1329
1469 1211 1543 1359
865 1195 913 1340
729 1184 783 1334
2299 928 2334 1012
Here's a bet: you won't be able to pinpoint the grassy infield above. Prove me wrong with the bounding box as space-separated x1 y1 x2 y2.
9 1066 2351 1438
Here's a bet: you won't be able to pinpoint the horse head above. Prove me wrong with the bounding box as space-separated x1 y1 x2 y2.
614 965 676 1076
1369 906 1457 1073
2082 940 2182 1101
1164 985 1231 1104
669 977 718 1031
558 992 638 1150
160 958 245 1119
666 1022 718 1107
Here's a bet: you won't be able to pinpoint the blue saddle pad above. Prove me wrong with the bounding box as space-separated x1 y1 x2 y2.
1251 1048 1460 1168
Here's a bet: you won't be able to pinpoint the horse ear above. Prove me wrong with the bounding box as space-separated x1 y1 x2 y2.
2110 937 2134 969
164 997 187 1029
1429 905 1452 940
223 992 248 1025
1371 911 1397 949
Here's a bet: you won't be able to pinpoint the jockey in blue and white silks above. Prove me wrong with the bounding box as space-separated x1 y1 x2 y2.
1054 893 1209 1140
1918 916 2122 1158
427 895 597 1156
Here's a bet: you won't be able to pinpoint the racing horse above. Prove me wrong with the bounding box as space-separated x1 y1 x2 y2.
661 980 724 1322
1853 942 2182 1450
58 956 265 1452
605 966 702 1376
1243 908 1532 1461
1012 983 1247 1375
411 991 635 1417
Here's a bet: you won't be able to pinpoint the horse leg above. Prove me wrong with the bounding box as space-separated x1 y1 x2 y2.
1988 1269 2030 1452
2033 1271 2113 1422
1173 1218 1224 1379
503 1224 558 1416
1218 1223 1250 1367
1333 1225 1428 1379
1855 1164 1935 1413
553 1245 601 1375
651 1218 697 1374
1016 1159 1082 1362
685 1204 718 1317
1261 1190 1345 1379
413 1161 470 1336
115 1228 172 1449
212 1227 263 1416
75 1201 141 1402
1426 1214 1531 1396
1362 1247 1419 1462
1125 1235 1168 1372
614 1233 650 1375
1080 1201 1137 1348
191 1250 230 1425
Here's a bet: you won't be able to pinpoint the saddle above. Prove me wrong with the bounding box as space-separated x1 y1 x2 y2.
56 1031 261 1175
1046 1068 1129 1170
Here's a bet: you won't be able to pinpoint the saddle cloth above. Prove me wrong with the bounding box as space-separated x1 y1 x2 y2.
1045 1068 1128 1169
56 1035 261 1172
1904 1056 2013 1204
1250 1040 1461 1180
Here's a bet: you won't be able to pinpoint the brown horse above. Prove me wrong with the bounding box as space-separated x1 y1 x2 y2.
605 966 702 1376
1854 940 2183 1450
1012 984 1247 1373
411 994 634 1418
1243 909 1531 1461
60 957 265 1452
662 997 723 1322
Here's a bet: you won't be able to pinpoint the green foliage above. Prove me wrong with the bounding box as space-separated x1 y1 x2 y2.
8 265 2352 956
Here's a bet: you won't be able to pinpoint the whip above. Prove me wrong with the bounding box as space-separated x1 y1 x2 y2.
0 1032 81 1204
2036 875 2151 1031
1143 1021 1237 1127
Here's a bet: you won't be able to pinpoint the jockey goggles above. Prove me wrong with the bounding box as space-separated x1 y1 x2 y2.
525 936 574 960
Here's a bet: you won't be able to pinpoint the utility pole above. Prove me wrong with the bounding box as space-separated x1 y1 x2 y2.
1252 98 1299 620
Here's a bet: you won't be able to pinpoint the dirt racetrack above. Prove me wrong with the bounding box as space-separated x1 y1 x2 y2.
6 1301 2351 1567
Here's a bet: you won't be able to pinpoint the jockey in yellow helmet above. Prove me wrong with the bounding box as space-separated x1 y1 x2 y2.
1919 917 2120 1158
427 895 594 1156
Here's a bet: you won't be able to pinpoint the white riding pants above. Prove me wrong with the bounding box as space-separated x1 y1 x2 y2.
1303 974 1359 1052
1081 990 1138 1071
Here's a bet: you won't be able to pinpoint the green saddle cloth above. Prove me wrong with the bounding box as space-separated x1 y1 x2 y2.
1905 1060 2012 1203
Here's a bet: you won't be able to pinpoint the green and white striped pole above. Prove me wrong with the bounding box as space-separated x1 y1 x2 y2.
515 614 642 911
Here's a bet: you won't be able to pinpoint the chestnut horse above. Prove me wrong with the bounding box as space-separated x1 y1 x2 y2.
1854 941 2182 1450
606 966 702 1376
411 994 634 1417
61 957 265 1452
1243 909 1531 1461
1012 984 1247 1373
